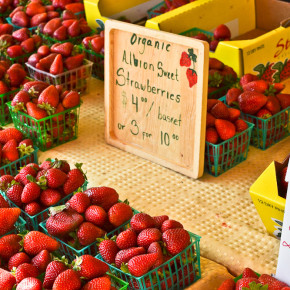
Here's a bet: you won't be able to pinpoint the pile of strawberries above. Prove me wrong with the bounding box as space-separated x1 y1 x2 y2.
82 31 104 55
218 267 290 290
0 0 23 16
98 212 195 287
28 43 85 75
208 58 237 99
0 158 86 219
45 186 133 251
0 128 35 170
38 17 92 42
0 27 42 58
52 0 84 12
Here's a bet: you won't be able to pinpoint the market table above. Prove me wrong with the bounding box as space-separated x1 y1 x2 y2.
38 77 290 286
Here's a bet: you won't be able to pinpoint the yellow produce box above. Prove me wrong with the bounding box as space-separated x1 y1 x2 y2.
250 155 289 239
146 0 290 79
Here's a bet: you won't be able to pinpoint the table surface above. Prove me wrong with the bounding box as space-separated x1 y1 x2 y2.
36 77 290 287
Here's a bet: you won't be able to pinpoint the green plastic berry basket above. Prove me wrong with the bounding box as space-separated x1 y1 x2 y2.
108 273 129 290
0 146 39 176
7 102 81 152
25 60 93 94
96 223 201 290
0 89 20 125
0 214 26 238
205 121 254 177
6 17 37 32
180 27 214 40
147 2 167 19
0 180 87 231
208 85 232 100
39 206 139 262
0 52 33 66
38 31 93 45
76 45 104 80
220 96 290 150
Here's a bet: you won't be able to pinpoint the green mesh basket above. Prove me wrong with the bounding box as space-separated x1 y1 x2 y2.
205 121 254 177
220 96 290 150
76 45 104 80
39 31 93 45
40 206 139 262
208 85 232 100
0 53 33 66
96 222 201 290
6 17 37 32
7 102 81 152
0 180 87 231
0 89 19 125
180 27 214 40
108 273 129 290
147 2 167 19
0 147 39 176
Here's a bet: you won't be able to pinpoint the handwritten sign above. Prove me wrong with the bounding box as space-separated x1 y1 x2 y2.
105 20 209 178
276 159 290 283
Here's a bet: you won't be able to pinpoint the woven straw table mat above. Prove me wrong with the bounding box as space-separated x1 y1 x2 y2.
38 78 290 282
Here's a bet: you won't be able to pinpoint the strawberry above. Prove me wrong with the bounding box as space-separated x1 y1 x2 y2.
108 202 133 227
161 219 183 232
193 33 210 42
240 74 259 87
23 231 60 256
62 91 80 108
68 20 80 37
210 39 219 51
21 38 36 54
228 108 241 122
85 205 107 227
0 194 9 208
207 99 219 112
7 45 23 58
38 85 60 110
242 268 258 279
130 213 155 233
77 222 105 246
243 80 268 94
62 9 76 20
37 45 50 57
39 53 58 71
43 260 68 289
82 277 111 290
115 247 146 269
65 2 84 13
47 11 60 20
53 26 68 41
63 163 86 195
84 187 119 211
26 2 46 17
43 18 62 36
0 268 16 289
116 228 137 249
235 119 248 132
226 88 242 106
67 191 90 213
45 168 67 188
147 241 164 268
153 215 169 229
73 255 109 280
0 175 14 191
25 202 42 216
6 183 23 206
12 11 29 27
206 127 218 144
62 19 76 28
127 253 158 277
11 91 31 110
214 24 231 40
40 159 53 170
0 234 22 260
51 42 73 57
0 80 9 95
186 68 197 88
21 182 41 204
209 58 224 70
27 102 49 119
0 23 13 35
2 139 19 162
31 249 51 273
180 51 191 67
217 279 235 290
137 228 162 249
238 91 268 115
98 239 119 264
162 228 190 255
16 277 42 290
52 269 81 290
236 278 260 290
30 12 47 27
0 128 23 144
265 95 281 115
276 94 290 110
215 119 236 141
259 274 288 289
0 208 20 236
50 54 63 75
15 263 39 284
64 54 84 70
8 252 31 271
210 101 230 120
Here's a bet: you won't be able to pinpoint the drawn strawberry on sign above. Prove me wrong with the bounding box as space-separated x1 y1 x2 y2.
253 62 276 82
180 51 191 67
186 68 197 88
180 48 198 88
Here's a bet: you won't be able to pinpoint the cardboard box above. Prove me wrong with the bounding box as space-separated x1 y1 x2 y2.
250 155 289 238
146 0 290 79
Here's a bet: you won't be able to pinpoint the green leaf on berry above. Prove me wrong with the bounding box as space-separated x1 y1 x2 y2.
242 281 268 290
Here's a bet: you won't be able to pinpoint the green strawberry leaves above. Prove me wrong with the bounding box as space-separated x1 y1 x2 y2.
242 282 268 290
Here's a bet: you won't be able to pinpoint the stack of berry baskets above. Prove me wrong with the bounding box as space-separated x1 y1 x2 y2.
96 222 201 290
147 2 168 19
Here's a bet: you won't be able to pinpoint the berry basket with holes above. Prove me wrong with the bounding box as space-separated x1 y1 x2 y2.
0 158 88 230
147 2 168 19
108 273 129 290
40 187 139 262
6 17 38 32
95 212 201 290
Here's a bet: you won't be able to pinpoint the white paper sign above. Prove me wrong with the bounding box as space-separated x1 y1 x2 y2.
276 159 290 284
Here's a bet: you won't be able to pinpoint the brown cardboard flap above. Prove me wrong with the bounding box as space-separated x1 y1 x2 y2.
233 28 268 40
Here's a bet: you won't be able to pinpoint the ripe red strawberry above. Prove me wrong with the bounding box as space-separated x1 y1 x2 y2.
0 80 9 96
11 91 31 110
62 91 80 108
37 45 50 57
40 160 53 170
43 260 68 289
161 219 183 232
73 255 109 280
98 239 119 264
215 119 236 141
8 252 31 271
51 42 73 57
52 269 81 290
137 228 162 249
77 222 105 246
67 191 90 213
7 45 23 58
214 24 231 40
0 194 9 208
259 274 288 289
153 215 169 229
266 95 281 115
39 53 58 71
62 9 76 20
115 247 146 269
242 267 258 279
240 74 259 87
16 277 42 290
15 263 39 284
238 91 268 115
193 33 210 42
6 184 24 207
235 119 248 132
217 279 235 290
116 228 137 249
0 234 22 261
31 250 51 273
82 277 111 290
0 175 14 192
45 168 67 188
63 164 86 195
38 85 60 110
235 278 260 290
210 101 230 120
206 127 218 144
162 228 190 255
206 112 216 128
84 187 119 211
2 139 19 162
68 20 80 37
62 19 76 28
127 253 158 277
0 268 16 289
226 88 242 106
21 182 41 203
50 54 63 75
186 68 197 88
243 80 268 94
85 205 107 227
18 166 38 185
147 241 164 268
64 54 84 70
6 65 26 87
43 18 62 36
130 213 155 233
0 128 23 144
46 208 84 238
180 51 191 67
12 11 29 27
108 202 133 227
23 231 60 256
21 38 35 53
209 58 224 70
26 2 46 17
26 102 48 119
47 11 60 20
228 108 241 122
276 94 290 109
30 12 48 27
